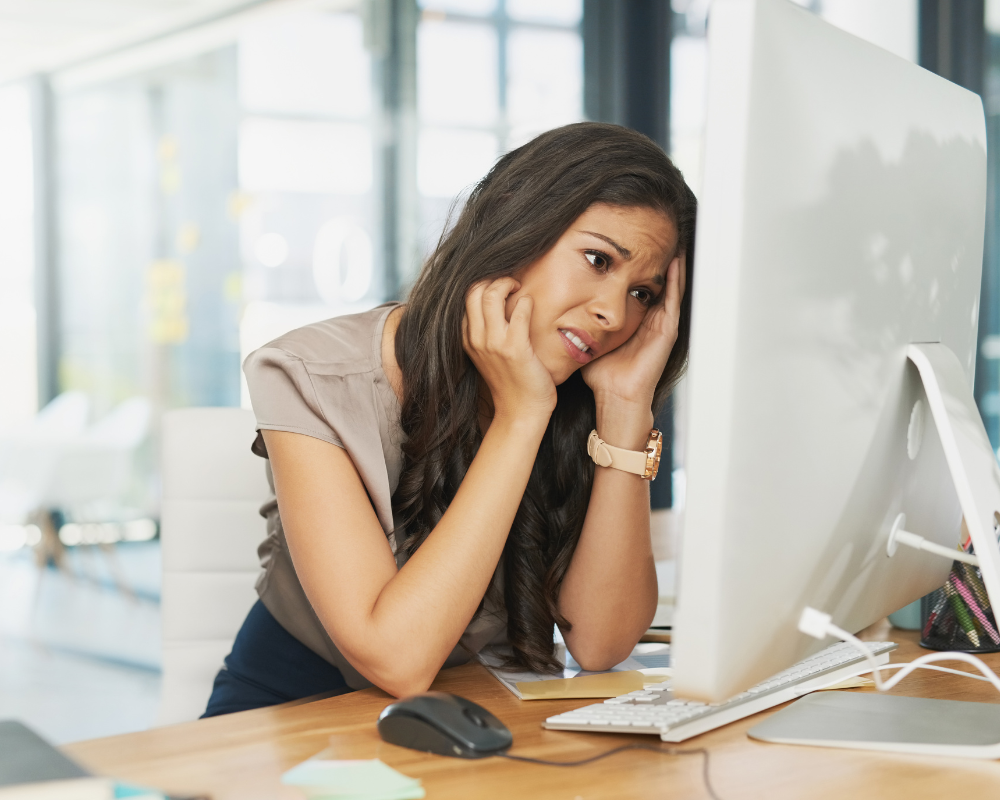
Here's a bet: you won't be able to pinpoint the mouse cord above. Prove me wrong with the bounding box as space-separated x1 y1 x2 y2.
498 744 722 800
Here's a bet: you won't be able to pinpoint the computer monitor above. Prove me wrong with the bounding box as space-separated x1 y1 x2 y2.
672 0 997 703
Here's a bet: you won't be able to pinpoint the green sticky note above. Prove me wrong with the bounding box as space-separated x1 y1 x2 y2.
302 791 425 800
114 782 166 799
282 758 425 800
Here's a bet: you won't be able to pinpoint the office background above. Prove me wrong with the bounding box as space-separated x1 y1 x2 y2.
0 0 997 744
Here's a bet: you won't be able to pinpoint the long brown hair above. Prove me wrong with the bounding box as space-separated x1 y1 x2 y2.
392 122 696 672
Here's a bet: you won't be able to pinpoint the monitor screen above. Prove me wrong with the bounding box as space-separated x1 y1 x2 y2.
672 0 988 702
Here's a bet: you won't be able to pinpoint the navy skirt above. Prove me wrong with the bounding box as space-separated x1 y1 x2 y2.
202 599 354 717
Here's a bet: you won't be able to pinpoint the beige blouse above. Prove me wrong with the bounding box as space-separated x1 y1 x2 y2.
243 302 508 690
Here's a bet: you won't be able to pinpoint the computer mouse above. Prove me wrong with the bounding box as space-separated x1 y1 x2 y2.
377 692 513 759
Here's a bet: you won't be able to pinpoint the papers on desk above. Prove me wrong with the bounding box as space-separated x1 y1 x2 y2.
478 642 671 700
514 671 647 700
817 676 874 690
282 755 424 800
652 559 675 628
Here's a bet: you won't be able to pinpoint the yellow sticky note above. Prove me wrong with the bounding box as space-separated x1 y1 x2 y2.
816 676 874 691
516 670 647 700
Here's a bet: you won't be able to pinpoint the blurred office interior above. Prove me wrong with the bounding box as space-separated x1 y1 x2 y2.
0 0 999 744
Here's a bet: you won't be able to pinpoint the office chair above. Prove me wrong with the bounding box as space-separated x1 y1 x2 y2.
158 408 268 725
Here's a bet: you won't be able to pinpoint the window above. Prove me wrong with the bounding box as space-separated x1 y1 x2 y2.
980 1 1000 446
0 83 36 423
235 10 380 407
415 0 583 259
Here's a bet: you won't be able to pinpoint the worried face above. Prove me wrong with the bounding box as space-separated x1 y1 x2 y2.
505 203 679 385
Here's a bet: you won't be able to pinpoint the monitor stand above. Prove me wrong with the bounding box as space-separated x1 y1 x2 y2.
752 343 1000 759
905 343 1000 612
748 691 1000 758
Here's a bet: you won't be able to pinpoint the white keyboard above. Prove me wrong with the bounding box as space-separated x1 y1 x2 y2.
544 641 897 742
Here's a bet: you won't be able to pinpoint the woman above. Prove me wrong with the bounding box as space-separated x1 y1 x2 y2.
203 122 696 716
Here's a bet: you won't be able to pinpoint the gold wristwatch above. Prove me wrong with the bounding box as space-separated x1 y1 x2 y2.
587 429 663 481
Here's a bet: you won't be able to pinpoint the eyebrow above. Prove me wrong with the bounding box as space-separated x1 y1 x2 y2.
581 230 667 288
581 231 632 260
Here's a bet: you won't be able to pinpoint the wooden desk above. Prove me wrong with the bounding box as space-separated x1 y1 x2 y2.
65 630 1000 799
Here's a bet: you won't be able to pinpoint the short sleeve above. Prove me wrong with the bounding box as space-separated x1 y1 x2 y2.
243 346 345 455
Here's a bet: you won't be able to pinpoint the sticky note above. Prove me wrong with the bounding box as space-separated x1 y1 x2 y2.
115 783 167 799
815 676 874 691
281 758 425 800
516 670 647 700
640 667 673 686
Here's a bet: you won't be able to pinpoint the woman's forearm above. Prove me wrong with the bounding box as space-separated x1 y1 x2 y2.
270 413 549 697
361 412 550 690
558 398 659 670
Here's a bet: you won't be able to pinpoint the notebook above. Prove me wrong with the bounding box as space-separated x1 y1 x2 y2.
478 642 671 699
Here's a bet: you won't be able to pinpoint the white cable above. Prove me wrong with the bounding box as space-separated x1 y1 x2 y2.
807 662 995 694
798 606 1000 696
874 663 993 682
828 620 1000 693
893 528 980 567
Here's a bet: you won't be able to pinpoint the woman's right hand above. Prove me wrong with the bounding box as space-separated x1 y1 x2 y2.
463 277 557 422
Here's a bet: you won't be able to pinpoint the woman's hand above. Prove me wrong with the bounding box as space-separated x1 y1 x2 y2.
581 252 686 410
463 277 558 422
558 255 686 667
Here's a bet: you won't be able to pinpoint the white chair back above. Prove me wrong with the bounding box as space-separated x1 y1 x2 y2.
33 391 90 436
0 391 91 521
158 408 268 725
43 396 153 510
84 397 151 448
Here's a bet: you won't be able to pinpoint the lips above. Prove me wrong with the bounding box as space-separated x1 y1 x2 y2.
558 327 599 365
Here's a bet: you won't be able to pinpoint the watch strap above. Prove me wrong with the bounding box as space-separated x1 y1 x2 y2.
587 430 653 477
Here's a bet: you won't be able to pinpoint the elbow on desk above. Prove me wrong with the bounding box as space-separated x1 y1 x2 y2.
352 654 438 699
561 602 656 672
568 640 639 673
378 673 436 699
572 654 625 673
327 625 442 698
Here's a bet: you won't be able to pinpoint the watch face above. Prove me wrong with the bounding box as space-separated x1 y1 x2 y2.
645 429 663 480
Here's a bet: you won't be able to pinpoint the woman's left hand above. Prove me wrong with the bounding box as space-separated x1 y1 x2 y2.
581 252 686 408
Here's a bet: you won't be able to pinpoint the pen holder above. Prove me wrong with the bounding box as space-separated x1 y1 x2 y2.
920 559 1000 653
